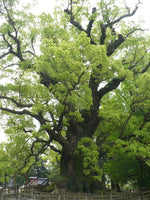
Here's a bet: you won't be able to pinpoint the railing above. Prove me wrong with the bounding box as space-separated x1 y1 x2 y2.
0 187 150 200
0 188 18 200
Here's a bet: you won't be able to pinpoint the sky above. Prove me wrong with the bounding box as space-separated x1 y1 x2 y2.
0 0 150 142
24 0 150 28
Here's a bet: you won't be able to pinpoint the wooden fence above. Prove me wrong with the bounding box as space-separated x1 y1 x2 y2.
1 188 150 200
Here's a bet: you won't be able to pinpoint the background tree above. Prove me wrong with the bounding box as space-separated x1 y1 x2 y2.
0 0 150 192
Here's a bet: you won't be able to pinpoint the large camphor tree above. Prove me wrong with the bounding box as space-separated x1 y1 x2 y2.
0 0 150 192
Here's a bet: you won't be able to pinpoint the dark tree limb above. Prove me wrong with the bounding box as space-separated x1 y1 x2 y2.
86 7 97 37
64 8 86 32
125 28 145 39
120 111 150 140
23 128 34 133
139 112 150 131
0 51 10 59
1 0 25 62
31 139 50 156
0 107 49 126
100 1 141 48
100 24 107 45
2 0 17 33
108 1 141 27
22 139 50 169
141 61 150 73
49 145 62 154
7 31 24 61
2 34 22 60
21 137 62 172
0 103 71 152
107 34 125 56
119 109 135 139
121 134 136 140
98 77 125 100
64 8 96 44
107 28 144 56
0 95 33 108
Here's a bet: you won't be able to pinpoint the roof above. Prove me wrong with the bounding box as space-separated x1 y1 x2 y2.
29 177 48 186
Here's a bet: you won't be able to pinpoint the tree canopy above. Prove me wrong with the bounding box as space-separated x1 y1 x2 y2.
0 0 150 192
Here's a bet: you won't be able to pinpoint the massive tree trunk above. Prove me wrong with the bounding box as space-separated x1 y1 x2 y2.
57 118 104 192
59 145 103 192
58 122 86 192
59 147 83 192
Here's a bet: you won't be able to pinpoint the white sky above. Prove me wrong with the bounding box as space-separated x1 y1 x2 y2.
0 0 150 142
18 0 150 31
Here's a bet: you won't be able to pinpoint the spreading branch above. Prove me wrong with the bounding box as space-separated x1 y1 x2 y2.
49 145 62 154
0 95 33 108
86 7 97 37
119 109 135 139
108 1 141 27
107 34 125 56
120 110 150 140
64 8 86 32
0 107 48 126
100 1 141 49
64 8 96 44
7 31 24 61
141 61 150 73
139 112 150 131
2 0 17 33
0 51 10 59
98 77 125 100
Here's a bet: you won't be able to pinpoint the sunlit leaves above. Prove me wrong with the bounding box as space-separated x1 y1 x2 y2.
0 0 150 190
75 137 103 179
37 31 109 119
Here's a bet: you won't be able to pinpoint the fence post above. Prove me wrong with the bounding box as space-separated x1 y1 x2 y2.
58 194 61 200
110 194 112 200
0 191 1 200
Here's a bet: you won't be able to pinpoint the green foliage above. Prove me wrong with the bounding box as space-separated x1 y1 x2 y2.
0 0 150 192
104 153 150 188
75 137 103 180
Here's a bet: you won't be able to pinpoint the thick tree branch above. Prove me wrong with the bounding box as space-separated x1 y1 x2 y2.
2 34 20 58
108 1 141 27
2 0 17 33
121 134 136 140
0 107 32 115
88 76 125 138
121 111 150 140
100 1 141 50
139 112 150 131
31 139 50 156
1 0 25 62
98 77 125 100
0 95 33 108
22 138 62 172
0 106 70 158
119 109 135 139
22 140 50 169
86 7 97 37
141 61 150 73
0 51 10 59
64 8 86 32
24 50 35 56
0 107 48 127
49 145 62 154
64 8 96 44
100 24 107 45
7 31 24 61
107 34 125 56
